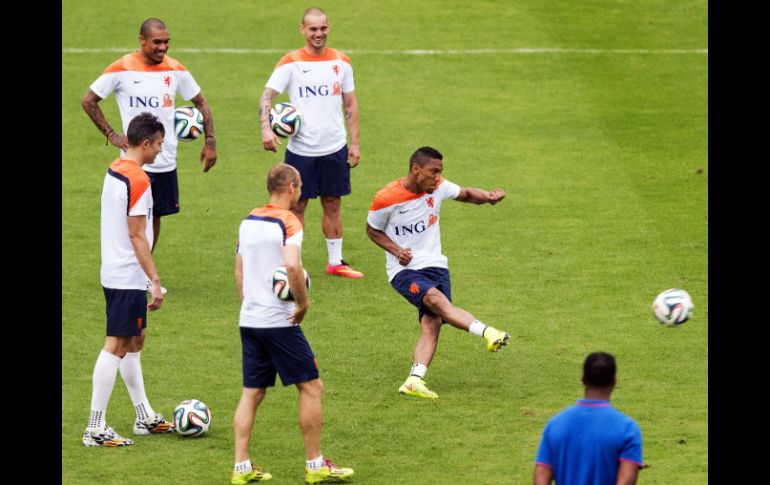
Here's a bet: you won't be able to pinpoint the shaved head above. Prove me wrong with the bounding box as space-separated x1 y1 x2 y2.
140 18 166 37
302 7 327 24
267 164 301 194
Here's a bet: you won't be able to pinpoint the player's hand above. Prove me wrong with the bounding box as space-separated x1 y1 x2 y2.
200 140 217 172
262 128 281 153
348 144 361 168
487 189 506 205
289 302 308 325
396 247 413 266
147 282 164 311
109 132 129 151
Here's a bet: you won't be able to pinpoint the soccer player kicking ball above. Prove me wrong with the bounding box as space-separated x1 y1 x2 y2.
367 146 511 400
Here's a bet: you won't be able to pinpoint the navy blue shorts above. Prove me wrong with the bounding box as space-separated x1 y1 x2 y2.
240 326 319 388
284 146 351 199
103 287 147 337
147 169 180 216
390 267 452 323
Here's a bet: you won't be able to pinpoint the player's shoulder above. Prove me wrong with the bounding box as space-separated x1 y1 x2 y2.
160 55 189 72
108 159 150 185
102 53 137 74
275 49 305 68
102 52 188 74
248 205 300 229
328 48 352 65
370 179 420 211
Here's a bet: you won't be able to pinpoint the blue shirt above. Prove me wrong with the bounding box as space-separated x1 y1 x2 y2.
535 399 643 485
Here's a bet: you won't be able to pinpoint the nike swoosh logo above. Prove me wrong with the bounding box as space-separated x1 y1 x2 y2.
302 69 312 73
133 80 143 84
399 209 410 214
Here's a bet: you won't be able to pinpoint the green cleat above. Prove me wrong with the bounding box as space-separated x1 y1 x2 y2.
305 459 354 483
398 376 438 399
231 465 272 484
483 327 511 352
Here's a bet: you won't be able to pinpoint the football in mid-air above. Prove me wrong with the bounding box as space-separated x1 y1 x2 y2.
172 399 211 437
269 102 302 138
272 266 310 301
652 288 693 326
174 106 204 141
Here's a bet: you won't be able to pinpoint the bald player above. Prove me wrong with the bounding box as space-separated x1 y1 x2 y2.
231 164 354 484
259 7 364 280
82 18 217 291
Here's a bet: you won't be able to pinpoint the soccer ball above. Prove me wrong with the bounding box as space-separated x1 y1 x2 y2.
269 102 302 138
172 399 211 437
272 266 310 301
652 288 694 326
174 106 204 141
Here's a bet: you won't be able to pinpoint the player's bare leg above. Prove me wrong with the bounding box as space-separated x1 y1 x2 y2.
292 198 309 228
422 288 510 352
232 388 271 483
399 314 441 399
321 195 363 278
152 216 161 252
296 379 324 459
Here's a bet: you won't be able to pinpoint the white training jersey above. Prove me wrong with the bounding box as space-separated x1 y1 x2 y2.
266 48 354 156
367 178 461 281
237 205 304 328
101 159 154 289
90 52 201 173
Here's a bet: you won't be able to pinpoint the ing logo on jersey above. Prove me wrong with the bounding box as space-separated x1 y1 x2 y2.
428 214 438 227
163 94 173 108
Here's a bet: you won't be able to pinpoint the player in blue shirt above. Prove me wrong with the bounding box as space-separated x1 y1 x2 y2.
534 352 644 485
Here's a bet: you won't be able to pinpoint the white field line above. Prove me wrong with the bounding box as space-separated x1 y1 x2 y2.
62 47 707 55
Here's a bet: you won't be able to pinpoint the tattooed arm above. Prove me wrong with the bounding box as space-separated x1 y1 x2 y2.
191 91 217 172
81 89 128 150
260 87 280 152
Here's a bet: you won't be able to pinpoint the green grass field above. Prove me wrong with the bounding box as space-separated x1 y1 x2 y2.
62 1 708 483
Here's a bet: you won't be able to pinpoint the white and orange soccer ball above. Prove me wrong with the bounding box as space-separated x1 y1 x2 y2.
269 102 302 138
174 106 204 141
173 399 211 437
652 288 694 326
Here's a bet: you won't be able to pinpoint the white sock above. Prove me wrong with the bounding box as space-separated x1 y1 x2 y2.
307 455 324 471
88 350 122 430
234 459 252 473
119 351 155 421
409 363 428 380
469 320 487 337
326 238 343 266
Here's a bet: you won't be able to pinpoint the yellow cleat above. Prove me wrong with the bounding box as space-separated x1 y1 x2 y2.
484 327 511 352
398 376 438 399
231 466 272 484
305 459 354 483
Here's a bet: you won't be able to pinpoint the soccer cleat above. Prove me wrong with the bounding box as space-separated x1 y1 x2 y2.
133 413 175 435
231 466 273 484
146 279 168 295
82 425 135 447
398 375 438 399
325 260 364 279
484 327 511 352
305 459 354 483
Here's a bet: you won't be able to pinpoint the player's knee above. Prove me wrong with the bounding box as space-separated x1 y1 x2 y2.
423 288 449 312
303 378 324 399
